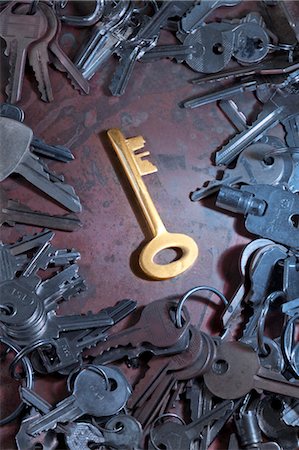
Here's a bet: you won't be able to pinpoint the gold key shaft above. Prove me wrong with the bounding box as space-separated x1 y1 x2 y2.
107 128 198 280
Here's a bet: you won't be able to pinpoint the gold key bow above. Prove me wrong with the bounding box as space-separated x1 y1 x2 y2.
107 129 198 280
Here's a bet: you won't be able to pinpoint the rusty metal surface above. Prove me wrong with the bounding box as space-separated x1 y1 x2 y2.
0 1 297 448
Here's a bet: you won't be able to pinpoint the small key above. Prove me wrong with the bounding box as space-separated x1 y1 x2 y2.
66 422 105 450
0 187 81 231
35 299 137 373
25 2 57 102
215 85 299 166
43 4 89 95
150 400 234 450
191 143 292 201
107 129 198 279
0 1 47 103
102 415 142 450
0 117 81 212
203 341 299 399
181 0 241 33
28 366 131 435
140 43 201 63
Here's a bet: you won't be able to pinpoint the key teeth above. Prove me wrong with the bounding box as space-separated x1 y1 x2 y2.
29 57 54 103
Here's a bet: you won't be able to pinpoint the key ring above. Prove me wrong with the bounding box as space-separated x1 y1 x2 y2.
0 337 34 426
175 285 229 328
9 339 53 380
282 313 299 378
57 0 105 27
257 290 285 356
149 413 186 450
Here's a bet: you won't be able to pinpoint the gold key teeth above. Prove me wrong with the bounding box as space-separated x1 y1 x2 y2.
125 136 145 151
134 152 158 176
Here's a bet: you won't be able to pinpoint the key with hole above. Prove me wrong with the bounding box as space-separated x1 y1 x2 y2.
215 85 299 166
0 187 81 231
203 341 299 399
0 117 81 212
181 0 241 33
43 4 89 95
190 143 293 201
150 400 234 450
107 128 198 279
0 1 47 103
27 366 131 435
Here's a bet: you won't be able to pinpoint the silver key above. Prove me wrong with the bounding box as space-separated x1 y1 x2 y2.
191 143 291 201
0 117 81 212
181 0 241 33
28 366 132 435
215 84 299 166
66 422 105 450
102 415 143 450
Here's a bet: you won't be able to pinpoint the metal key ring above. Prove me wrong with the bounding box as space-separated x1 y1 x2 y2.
175 285 229 328
257 290 285 356
57 0 105 27
282 313 299 378
0 337 34 426
9 339 53 380
149 413 186 450
67 364 109 393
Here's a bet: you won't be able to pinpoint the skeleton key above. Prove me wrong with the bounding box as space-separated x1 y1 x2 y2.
215 85 299 166
0 187 81 231
181 0 241 33
203 341 299 399
107 129 198 279
0 117 81 212
44 4 89 95
0 1 47 103
191 143 292 201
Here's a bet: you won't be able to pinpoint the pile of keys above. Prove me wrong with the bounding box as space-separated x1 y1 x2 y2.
1 0 298 100
0 103 82 230
0 231 298 449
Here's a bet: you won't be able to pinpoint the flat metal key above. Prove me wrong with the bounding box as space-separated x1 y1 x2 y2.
0 187 81 231
27 2 57 102
43 4 89 95
0 1 47 103
215 85 299 166
107 129 198 279
0 117 81 213
27 366 131 435
140 43 201 63
181 0 241 33
203 341 299 400
190 143 293 201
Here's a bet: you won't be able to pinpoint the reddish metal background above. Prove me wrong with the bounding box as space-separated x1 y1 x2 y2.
0 1 297 448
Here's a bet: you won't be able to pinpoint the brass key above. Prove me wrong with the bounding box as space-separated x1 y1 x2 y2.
107 128 198 280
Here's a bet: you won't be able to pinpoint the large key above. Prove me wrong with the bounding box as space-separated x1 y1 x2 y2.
107 129 198 279
0 1 47 103
215 85 299 166
203 341 299 399
28 366 131 435
0 117 81 212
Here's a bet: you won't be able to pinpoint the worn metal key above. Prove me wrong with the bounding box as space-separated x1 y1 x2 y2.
107 129 198 279
0 1 47 103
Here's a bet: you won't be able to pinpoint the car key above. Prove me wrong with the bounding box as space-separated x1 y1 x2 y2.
190 143 294 201
0 117 81 212
27 366 131 435
107 129 198 279
0 1 47 103
181 0 241 33
215 85 299 166
0 187 81 231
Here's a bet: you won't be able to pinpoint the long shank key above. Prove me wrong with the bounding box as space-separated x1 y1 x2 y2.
107 129 198 279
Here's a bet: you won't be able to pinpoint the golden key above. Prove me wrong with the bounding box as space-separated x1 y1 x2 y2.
107 129 198 280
